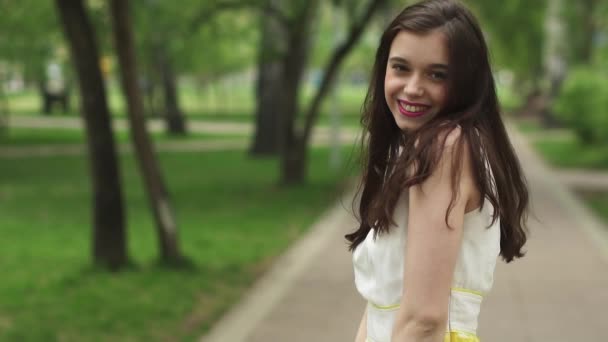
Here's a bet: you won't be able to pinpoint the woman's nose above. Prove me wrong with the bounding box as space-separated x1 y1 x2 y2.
403 75 424 97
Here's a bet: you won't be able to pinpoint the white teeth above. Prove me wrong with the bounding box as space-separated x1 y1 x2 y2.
403 104 426 112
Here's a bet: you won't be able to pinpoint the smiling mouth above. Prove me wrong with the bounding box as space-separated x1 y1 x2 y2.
397 100 430 117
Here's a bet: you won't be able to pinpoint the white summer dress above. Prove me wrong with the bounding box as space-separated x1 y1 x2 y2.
352 188 500 342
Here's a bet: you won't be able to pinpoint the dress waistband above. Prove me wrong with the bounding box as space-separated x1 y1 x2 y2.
366 331 479 342
448 289 483 334
366 288 483 342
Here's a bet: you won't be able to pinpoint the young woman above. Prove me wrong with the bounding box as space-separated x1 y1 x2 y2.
347 1 529 341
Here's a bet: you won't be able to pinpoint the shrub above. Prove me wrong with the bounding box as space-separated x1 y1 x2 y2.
553 66 608 144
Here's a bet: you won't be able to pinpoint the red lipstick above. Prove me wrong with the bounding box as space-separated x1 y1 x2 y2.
397 99 430 118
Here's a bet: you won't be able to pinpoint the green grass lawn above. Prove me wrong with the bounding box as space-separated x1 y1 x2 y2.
579 191 608 224
0 147 359 341
4 82 366 129
577 190 608 235
513 117 608 170
514 118 608 232
514 118 544 134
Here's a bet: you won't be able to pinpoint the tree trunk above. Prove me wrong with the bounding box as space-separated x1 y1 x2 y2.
140 66 159 118
280 0 385 185
109 0 183 264
540 0 568 127
282 138 307 185
250 62 283 156
278 1 318 185
249 6 286 156
158 47 187 135
302 0 385 146
576 0 598 64
0 72 8 136
54 0 128 270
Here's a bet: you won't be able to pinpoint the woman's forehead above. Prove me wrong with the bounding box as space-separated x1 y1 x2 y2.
388 30 449 67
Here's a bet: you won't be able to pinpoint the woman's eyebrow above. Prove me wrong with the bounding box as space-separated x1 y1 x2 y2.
388 56 448 69
388 56 408 64
429 63 448 70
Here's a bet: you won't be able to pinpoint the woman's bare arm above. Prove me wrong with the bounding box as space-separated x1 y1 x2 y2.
355 307 368 342
392 128 476 342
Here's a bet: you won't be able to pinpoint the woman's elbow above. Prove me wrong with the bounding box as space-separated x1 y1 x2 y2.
393 311 447 340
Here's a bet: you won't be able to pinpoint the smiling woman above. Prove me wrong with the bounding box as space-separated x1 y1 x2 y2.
346 1 530 342
384 30 449 130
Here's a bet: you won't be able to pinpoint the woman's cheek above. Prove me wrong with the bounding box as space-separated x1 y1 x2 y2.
385 77 402 96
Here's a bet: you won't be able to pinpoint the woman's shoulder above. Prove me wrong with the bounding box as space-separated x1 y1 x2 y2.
442 124 463 146
432 124 466 156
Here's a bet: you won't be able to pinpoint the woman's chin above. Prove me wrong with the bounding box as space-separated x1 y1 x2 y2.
393 114 422 132
392 108 439 132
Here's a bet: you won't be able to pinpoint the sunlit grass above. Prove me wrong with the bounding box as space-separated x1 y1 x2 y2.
578 191 608 232
534 136 608 170
0 147 359 341
4 80 367 128
513 118 608 232
514 118 544 134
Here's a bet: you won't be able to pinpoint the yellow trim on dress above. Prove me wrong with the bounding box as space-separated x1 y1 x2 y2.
367 331 479 342
451 287 484 297
369 302 400 310
369 286 483 311
444 330 480 342
367 288 483 342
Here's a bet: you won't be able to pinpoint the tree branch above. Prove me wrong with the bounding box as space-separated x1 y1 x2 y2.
188 0 290 35
301 0 386 144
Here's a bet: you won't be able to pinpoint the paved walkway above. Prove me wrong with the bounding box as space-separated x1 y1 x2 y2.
1 116 360 158
6 115 359 138
0 135 359 158
200 123 608 342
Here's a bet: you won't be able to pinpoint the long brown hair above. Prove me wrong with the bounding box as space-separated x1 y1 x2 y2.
345 0 529 263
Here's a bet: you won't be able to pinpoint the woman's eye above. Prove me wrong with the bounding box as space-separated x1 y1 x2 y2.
429 71 447 80
392 64 408 72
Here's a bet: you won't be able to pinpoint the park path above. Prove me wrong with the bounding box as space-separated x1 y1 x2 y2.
552 168 608 191
7 115 608 192
199 123 608 342
1 116 359 158
5 115 359 138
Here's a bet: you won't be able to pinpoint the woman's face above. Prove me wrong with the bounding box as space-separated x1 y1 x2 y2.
384 29 449 132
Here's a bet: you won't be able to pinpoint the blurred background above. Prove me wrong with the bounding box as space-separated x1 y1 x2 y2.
1 0 607 341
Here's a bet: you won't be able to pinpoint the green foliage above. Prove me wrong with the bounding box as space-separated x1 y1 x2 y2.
594 0 608 67
553 66 608 144
465 0 546 89
186 11 259 76
132 0 259 78
310 0 385 75
534 134 608 170
0 0 62 82
562 0 608 65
